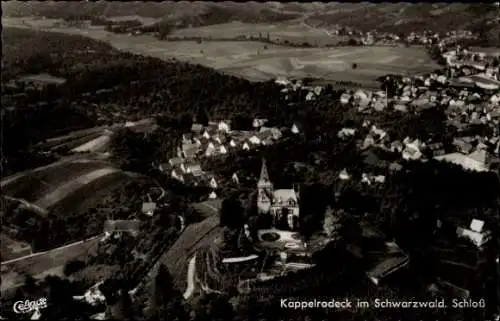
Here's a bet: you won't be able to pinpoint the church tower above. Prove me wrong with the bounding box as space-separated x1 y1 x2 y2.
257 158 273 215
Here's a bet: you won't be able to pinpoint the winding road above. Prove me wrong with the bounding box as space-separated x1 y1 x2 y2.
183 255 197 299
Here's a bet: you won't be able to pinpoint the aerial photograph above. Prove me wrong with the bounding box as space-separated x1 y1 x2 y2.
1 1 500 320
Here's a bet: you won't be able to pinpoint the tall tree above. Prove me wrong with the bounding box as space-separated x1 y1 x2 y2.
219 195 244 230
193 293 234 321
150 264 188 321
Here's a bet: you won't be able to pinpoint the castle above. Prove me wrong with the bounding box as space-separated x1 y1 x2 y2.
257 159 300 230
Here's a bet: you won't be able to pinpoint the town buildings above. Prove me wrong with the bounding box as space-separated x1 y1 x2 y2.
257 159 300 230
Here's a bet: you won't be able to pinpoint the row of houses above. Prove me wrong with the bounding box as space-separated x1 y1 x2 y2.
157 120 296 197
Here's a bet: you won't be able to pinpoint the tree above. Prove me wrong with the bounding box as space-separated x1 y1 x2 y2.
149 264 188 321
111 128 156 172
105 288 134 320
193 293 234 321
63 259 86 277
219 195 244 230
322 206 341 239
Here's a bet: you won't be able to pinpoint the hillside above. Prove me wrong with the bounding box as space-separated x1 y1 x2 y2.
1 1 302 26
306 3 500 43
3 2 499 41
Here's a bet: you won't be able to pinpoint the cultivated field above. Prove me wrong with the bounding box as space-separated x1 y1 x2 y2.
170 21 342 46
3 17 440 87
2 159 113 204
71 134 112 153
1 236 101 294
34 167 121 209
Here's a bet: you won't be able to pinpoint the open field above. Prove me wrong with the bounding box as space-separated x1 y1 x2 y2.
1 236 101 294
34 167 121 209
3 17 440 86
2 159 113 203
170 21 343 46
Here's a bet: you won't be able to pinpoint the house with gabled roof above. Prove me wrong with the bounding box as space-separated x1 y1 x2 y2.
182 132 193 143
259 127 282 140
169 157 183 167
232 172 240 185
209 177 218 189
181 160 203 176
171 168 185 183
103 219 141 237
229 139 238 148
253 118 268 128
456 218 491 248
249 135 261 145
191 123 204 134
205 142 216 157
218 120 231 133
338 169 350 181
141 202 157 217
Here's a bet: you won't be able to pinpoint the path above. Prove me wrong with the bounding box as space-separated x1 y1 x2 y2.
1 235 101 265
183 255 197 299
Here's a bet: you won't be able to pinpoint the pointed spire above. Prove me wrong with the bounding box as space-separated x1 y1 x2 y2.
259 158 270 183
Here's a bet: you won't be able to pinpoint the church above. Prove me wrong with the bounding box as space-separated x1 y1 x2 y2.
257 159 300 230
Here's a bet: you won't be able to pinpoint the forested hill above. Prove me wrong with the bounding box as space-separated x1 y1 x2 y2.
2 27 287 174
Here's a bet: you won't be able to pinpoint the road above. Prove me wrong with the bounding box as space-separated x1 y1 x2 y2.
1 235 101 265
183 255 197 299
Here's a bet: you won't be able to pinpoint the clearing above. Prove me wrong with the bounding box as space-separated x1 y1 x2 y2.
3 17 440 87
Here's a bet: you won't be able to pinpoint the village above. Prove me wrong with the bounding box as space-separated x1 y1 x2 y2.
103 40 498 302
2 5 499 320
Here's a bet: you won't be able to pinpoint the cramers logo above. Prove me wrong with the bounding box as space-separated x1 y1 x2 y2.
13 298 48 314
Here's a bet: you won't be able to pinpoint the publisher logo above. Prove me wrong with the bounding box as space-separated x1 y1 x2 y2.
13 298 47 314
